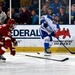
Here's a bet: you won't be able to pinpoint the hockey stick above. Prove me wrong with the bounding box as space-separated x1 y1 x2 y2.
25 54 69 62
57 38 75 54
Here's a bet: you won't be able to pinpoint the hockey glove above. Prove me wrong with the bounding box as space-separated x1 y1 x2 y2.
10 48 16 56
12 38 18 46
13 41 17 46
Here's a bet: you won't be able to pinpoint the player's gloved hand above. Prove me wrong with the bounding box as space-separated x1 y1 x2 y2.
10 48 16 56
13 41 17 46
12 38 18 46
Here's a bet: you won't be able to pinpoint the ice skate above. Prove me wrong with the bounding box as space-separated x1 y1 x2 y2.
0 55 6 60
44 49 51 56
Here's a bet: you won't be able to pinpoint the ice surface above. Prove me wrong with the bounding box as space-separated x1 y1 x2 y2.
0 52 75 75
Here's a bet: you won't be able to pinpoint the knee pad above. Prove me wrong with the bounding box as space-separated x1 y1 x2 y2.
44 36 50 43
0 46 8 55
44 36 53 48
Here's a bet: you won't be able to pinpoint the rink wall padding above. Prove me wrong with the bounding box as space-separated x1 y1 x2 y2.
11 25 75 53
10 47 75 53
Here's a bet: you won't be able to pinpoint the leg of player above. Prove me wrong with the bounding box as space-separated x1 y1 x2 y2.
0 55 6 60
39 28 52 55
44 36 53 56
0 46 7 60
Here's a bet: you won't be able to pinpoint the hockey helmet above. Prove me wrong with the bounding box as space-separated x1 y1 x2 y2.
7 19 16 25
7 19 16 30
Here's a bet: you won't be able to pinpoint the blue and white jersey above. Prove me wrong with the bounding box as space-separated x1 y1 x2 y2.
40 15 53 24
40 15 59 34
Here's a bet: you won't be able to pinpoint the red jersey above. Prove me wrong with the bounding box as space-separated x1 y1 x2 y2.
0 24 12 37
0 24 16 51
0 19 16 56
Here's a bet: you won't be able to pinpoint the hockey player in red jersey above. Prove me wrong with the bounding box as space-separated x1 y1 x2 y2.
0 19 17 60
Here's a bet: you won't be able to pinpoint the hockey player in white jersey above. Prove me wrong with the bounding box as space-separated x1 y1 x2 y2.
39 14 60 55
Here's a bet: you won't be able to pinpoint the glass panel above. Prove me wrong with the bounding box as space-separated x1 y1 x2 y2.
41 0 69 25
11 0 39 25
0 0 9 24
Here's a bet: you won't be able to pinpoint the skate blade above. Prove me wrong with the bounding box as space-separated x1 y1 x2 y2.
0 59 6 63
44 54 51 56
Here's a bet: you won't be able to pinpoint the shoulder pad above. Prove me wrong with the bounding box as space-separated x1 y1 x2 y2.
47 15 53 21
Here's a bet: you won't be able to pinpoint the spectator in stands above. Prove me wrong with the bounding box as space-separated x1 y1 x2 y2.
57 6 69 24
4 10 10 23
11 8 19 23
29 0 39 14
12 0 20 13
31 9 39 24
71 4 75 24
61 0 69 13
47 7 54 16
45 0 50 9
71 0 75 5
19 5 32 24
3 0 9 13
0 5 7 24
41 0 46 7
0 0 4 5
61 0 69 7
41 4 48 15
50 0 62 14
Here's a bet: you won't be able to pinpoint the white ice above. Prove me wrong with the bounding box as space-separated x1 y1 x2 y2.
0 52 75 75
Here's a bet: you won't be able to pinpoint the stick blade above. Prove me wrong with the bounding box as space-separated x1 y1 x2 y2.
61 57 69 62
70 52 75 54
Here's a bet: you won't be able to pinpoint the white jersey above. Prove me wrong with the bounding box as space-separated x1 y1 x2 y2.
40 15 58 34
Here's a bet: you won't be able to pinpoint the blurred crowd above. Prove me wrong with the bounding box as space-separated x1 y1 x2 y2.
0 0 75 25
0 0 39 25
41 0 69 24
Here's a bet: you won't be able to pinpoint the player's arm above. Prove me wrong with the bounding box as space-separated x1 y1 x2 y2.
5 36 16 56
11 38 17 46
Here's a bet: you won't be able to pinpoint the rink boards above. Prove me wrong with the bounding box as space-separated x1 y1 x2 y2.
11 25 75 52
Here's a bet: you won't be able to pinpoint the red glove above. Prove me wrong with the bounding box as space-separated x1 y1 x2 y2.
12 38 17 46
10 48 16 56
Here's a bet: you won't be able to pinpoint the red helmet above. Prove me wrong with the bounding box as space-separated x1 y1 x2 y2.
7 19 16 30
7 19 16 25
